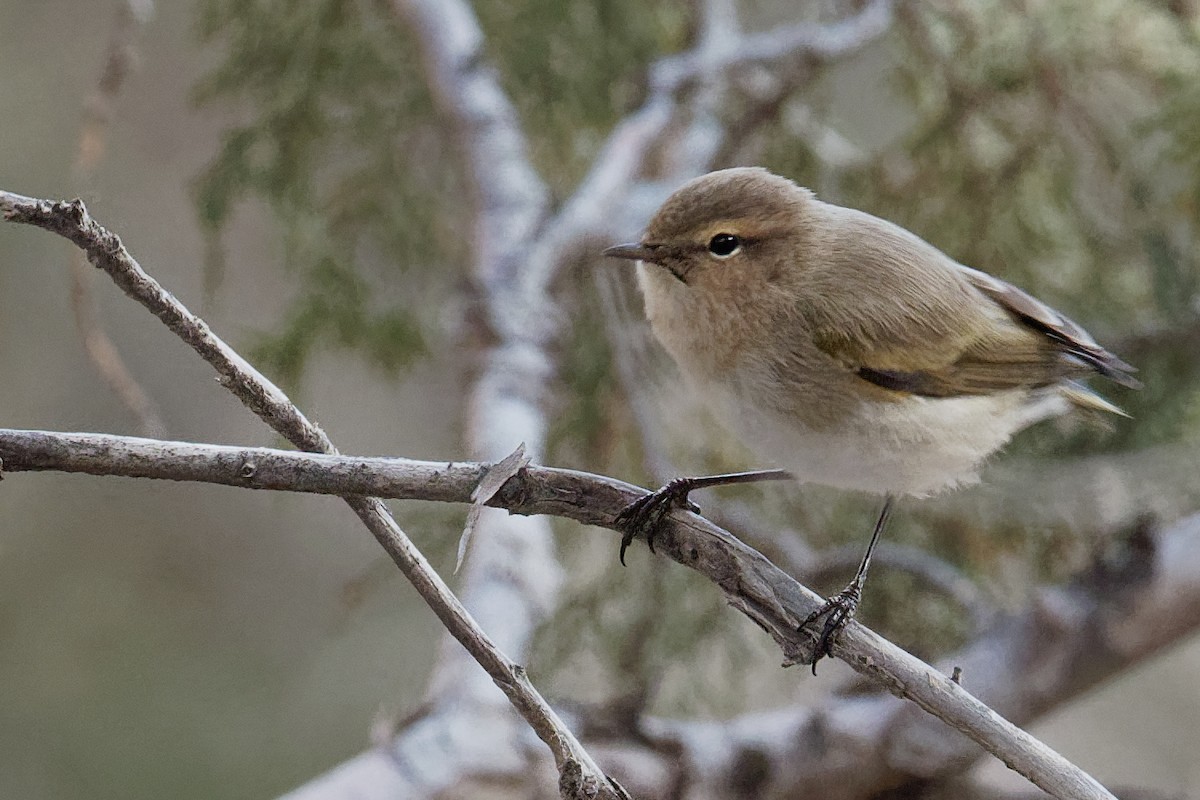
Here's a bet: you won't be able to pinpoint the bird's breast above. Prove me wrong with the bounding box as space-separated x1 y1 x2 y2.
637 264 760 378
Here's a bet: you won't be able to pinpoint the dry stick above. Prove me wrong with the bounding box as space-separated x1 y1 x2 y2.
0 428 1158 800
69 0 165 437
0 192 626 800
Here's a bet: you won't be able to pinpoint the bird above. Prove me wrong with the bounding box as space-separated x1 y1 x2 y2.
603 167 1139 669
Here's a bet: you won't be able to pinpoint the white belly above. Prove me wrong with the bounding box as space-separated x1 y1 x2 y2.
702 381 1068 497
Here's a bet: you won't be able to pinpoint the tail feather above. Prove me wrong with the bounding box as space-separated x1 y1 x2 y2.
1059 380 1130 418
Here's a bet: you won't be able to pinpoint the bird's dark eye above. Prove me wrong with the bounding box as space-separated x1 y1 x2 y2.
708 233 741 258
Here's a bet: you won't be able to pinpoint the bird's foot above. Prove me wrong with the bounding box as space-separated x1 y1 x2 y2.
615 477 703 565
799 581 863 675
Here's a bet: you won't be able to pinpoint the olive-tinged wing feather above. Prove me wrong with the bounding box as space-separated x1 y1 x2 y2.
958 266 1140 388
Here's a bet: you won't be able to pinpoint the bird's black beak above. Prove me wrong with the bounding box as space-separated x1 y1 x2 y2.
603 242 663 264
603 241 689 284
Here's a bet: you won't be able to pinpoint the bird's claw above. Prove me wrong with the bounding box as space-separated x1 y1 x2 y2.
799 582 862 675
615 478 702 565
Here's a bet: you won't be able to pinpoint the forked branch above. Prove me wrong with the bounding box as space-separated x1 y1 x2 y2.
0 190 625 800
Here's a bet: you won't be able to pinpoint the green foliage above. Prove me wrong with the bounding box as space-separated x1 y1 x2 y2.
192 0 455 381
192 0 687 384
249 257 425 387
858 1 1195 307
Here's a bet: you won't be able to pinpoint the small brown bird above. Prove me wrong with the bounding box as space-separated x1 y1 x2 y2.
604 167 1139 668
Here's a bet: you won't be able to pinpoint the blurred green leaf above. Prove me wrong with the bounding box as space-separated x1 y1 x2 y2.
250 257 426 388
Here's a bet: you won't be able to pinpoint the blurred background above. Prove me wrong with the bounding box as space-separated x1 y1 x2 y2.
1 1 1199 798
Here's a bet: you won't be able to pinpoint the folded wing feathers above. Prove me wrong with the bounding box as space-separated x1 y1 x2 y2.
960 265 1142 390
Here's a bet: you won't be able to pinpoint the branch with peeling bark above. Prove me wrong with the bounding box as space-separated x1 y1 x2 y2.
2 427 1196 799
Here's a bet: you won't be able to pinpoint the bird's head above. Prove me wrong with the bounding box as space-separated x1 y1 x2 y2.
603 167 815 299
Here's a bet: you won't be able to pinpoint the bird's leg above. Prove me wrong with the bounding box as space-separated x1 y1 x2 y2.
616 469 792 565
800 495 895 674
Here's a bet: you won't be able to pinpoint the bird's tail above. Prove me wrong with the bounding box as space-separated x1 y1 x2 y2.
1059 380 1130 418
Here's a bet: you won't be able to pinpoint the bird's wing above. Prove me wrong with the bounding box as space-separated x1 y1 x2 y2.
815 311 1086 398
804 209 1139 399
957 266 1140 388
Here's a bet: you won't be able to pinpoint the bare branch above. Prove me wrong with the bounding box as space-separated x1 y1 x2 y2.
4 427 1187 800
653 0 896 88
0 191 623 800
1116 312 1200 358
660 0 896 177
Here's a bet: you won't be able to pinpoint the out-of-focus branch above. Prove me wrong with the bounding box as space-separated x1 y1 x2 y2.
654 0 896 85
932 444 1200 536
389 1 582 796
70 0 165 437
392 0 548 303
8 428 1193 800
0 191 625 800
76 0 154 174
